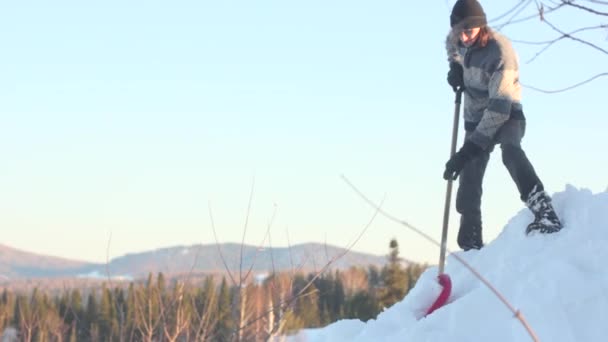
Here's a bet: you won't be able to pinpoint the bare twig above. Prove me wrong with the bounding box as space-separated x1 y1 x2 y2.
191 279 219 341
522 72 608 93
341 175 540 342
240 177 256 285
285 227 295 279
512 24 608 45
564 1 608 15
489 0 531 24
235 190 384 337
209 203 237 286
542 17 608 55
495 2 566 27
496 1 608 92
289 196 385 300
105 231 114 287
105 231 128 342
495 0 534 31
242 204 278 285
583 0 608 5
267 217 277 277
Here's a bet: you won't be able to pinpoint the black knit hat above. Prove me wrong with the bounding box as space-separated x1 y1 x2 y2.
450 0 487 28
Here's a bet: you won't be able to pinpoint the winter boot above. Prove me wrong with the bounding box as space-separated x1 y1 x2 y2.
457 215 483 251
525 185 562 234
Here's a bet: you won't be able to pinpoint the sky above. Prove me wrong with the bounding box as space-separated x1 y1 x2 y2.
0 1 606 264
287 186 608 341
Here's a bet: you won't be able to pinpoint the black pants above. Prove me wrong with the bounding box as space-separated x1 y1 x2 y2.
456 119 543 245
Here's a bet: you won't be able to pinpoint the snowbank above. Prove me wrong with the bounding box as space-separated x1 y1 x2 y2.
288 185 608 341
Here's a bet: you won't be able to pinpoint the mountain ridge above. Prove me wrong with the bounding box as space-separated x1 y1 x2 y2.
0 242 390 281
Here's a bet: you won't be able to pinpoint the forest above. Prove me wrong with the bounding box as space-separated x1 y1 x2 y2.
0 239 426 341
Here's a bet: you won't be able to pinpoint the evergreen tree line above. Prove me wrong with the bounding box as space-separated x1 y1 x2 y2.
0 239 425 341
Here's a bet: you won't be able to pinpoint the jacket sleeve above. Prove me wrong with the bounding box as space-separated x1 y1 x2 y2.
468 56 520 149
445 31 463 65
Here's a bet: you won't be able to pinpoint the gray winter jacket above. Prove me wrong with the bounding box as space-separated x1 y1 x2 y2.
446 28 524 149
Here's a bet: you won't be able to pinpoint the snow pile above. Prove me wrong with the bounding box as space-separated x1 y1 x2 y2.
289 185 608 341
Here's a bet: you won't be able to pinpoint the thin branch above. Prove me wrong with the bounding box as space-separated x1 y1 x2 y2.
496 0 534 31
518 24 608 63
105 231 114 287
495 2 566 27
512 24 608 45
582 0 608 5
289 193 383 310
103 231 129 342
564 0 608 16
266 206 278 277
341 175 540 342
542 17 608 55
324 235 330 265
209 202 237 286
235 189 384 336
285 227 295 279
184 242 204 284
191 284 218 341
489 0 531 24
240 177 256 285
524 39 563 63
522 72 608 93
243 204 278 283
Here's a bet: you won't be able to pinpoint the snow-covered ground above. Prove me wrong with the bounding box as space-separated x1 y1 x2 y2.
288 185 608 341
77 270 134 281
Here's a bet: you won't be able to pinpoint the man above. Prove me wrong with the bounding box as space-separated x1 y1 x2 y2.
444 0 562 250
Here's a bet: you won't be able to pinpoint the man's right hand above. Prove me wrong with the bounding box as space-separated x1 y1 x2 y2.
447 62 464 92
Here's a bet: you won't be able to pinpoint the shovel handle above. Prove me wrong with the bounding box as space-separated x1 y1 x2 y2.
438 88 463 275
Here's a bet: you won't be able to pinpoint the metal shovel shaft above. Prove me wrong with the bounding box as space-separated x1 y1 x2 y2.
439 89 463 275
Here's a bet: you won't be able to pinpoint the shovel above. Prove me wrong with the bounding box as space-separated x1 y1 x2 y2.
425 88 463 316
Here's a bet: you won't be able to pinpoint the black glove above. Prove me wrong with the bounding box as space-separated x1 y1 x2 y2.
443 141 483 180
447 62 464 92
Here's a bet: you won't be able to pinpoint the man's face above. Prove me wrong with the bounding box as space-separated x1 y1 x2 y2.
459 27 481 47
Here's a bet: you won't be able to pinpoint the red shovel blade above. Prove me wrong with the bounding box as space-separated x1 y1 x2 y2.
425 273 452 316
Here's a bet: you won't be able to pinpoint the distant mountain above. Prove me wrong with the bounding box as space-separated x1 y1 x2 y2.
0 243 389 281
0 244 92 279
103 243 390 278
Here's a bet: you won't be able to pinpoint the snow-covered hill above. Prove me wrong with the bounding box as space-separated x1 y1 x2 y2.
289 185 608 342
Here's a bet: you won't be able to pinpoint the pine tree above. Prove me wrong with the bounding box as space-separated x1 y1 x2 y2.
0 289 15 334
367 265 381 288
13 294 35 342
99 285 119 341
162 281 192 342
32 290 51 342
157 272 167 299
346 290 378 321
332 271 346 321
136 273 162 341
61 289 84 341
113 287 128 341
379 239 408 309
85 292 100 342
39 292 65 342
312 274 332 325
293 275 320 328
215 277 235 342
193 276 217 340
126 283 139 341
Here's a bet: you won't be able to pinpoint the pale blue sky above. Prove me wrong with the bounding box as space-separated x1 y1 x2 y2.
1 1 606 264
